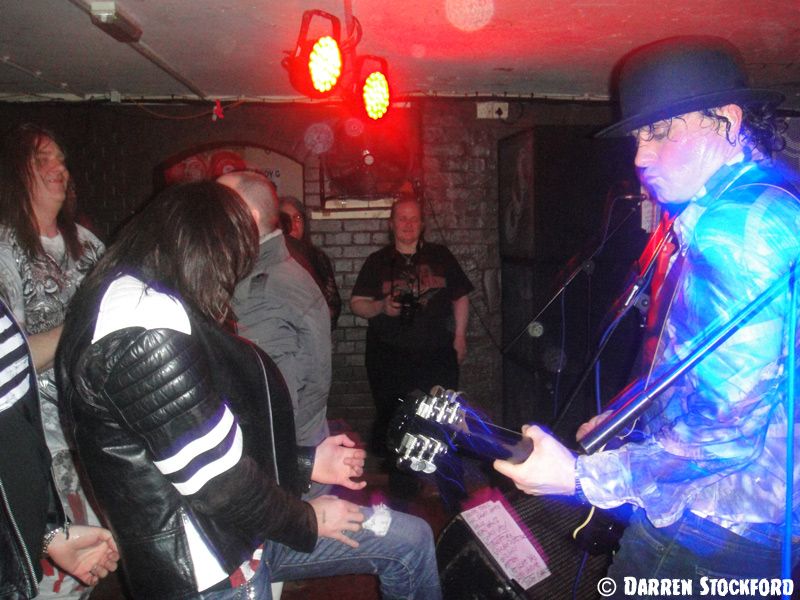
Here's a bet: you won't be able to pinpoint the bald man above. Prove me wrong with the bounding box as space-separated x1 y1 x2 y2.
218 172 332 463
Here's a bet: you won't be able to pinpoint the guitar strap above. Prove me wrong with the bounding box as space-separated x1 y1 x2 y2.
642 227 684 388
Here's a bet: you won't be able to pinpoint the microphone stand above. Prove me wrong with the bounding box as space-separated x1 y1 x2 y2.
551 222 672 431
501 201 641 356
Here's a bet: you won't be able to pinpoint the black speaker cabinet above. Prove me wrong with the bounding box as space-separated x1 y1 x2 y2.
499 126 645 435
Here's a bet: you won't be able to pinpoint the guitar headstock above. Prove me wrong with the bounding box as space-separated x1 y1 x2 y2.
412 386 468 430
387 385 530 474
387 386 467 474
393 431 447 473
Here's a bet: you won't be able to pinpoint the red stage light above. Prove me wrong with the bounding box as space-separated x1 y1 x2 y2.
357 56 390 120
308 36 342 93
363 71 390 119
283 10 343 98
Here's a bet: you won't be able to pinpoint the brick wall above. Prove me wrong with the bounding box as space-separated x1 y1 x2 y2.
312 100 622 438
0 98 616 442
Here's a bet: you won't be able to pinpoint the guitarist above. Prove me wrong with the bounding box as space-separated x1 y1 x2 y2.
494 36 800 594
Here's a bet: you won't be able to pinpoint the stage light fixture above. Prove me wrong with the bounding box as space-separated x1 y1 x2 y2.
309 36 341 93
357 56 390 120
283 10 343 97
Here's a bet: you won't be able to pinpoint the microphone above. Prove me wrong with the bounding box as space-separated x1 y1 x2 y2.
616 193 648 202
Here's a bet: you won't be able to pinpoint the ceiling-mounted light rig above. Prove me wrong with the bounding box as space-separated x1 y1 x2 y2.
283 9 392 119
283 10 343 97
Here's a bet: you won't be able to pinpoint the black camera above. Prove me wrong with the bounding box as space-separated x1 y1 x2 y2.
394 291 418 325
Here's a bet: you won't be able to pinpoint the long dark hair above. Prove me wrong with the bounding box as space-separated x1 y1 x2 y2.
81 181 258 322
0 123 82 260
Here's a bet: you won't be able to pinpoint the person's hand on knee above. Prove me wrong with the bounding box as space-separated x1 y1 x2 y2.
308 495 366 548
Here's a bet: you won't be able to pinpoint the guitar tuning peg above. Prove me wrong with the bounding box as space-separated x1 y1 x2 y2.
409 458 426 472
444 389 465 405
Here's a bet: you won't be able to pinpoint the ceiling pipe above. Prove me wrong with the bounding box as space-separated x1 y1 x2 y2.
64 0 208 100
126 41 208 100
0 55 86 98
343 0 356 39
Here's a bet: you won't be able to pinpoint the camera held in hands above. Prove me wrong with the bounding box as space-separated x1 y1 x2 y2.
394 291 418 325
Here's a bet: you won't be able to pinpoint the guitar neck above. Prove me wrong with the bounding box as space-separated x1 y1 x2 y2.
455 414 533 464
389 388 534 475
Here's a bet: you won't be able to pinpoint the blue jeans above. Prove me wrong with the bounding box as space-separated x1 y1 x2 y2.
606 509 796 599
200 507 441 600
199 560 272 600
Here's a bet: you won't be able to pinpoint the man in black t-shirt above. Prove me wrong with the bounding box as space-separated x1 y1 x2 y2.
350 197 473 491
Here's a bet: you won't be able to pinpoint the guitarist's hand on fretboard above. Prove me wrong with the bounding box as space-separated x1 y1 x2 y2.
492 425 578 497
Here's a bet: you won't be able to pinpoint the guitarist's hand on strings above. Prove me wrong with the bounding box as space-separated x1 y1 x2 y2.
493 425 577 496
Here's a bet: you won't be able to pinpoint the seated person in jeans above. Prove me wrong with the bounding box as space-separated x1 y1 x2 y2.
57 181 442 599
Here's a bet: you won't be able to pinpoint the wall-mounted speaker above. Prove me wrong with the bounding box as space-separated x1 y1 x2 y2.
321 109 418 200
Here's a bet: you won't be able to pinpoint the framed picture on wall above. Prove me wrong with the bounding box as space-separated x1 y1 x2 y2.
158 144 304 201
498 129 535 260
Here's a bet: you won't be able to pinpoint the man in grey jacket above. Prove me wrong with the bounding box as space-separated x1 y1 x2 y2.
220 172 332 458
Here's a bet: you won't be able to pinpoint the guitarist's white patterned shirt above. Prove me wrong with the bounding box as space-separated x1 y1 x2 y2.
577 156 800 544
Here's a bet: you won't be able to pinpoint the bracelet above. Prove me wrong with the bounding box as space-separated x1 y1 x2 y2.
41 528 61 558
574 473 589 505
41 521 70 558
573 457 589 505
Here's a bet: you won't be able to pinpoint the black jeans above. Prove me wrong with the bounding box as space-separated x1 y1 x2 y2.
365 339 459 456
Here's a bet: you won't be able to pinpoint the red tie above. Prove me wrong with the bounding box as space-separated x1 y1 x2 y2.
642 215 678 365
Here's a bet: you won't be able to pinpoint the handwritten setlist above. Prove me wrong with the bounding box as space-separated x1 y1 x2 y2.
461 500 551 590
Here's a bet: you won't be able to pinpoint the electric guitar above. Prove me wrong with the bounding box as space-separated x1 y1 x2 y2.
386 385 634 555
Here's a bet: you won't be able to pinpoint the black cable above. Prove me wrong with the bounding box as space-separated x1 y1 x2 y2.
571 550 590 600
552 291 567 421
420 191 504 353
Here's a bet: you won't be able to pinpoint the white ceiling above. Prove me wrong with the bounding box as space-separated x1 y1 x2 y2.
2 0 799 109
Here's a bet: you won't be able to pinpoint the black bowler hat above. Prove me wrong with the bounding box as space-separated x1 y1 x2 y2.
596 36 784 137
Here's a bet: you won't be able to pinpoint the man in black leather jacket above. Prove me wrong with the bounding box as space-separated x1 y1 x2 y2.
1 297 118 599
57 182 441 600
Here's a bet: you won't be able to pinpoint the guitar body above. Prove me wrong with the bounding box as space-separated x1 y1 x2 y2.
572 504 632 555
387 386 634 556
